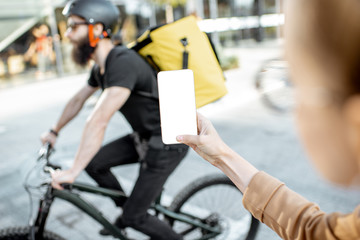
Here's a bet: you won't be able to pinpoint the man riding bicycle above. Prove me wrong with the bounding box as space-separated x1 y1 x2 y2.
40 0 188 239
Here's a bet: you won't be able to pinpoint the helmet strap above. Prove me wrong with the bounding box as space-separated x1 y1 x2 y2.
88 24 109 48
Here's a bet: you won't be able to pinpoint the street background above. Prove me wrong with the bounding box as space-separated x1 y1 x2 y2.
1 44 360 239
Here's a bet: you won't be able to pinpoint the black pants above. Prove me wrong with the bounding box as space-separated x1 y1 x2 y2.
85 134 188 240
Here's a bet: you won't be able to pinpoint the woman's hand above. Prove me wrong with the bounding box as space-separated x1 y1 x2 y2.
177 113 259 192
176 113 231 167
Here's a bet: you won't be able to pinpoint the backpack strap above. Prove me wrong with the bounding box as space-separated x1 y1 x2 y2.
180 37 189 69
131 36 152 52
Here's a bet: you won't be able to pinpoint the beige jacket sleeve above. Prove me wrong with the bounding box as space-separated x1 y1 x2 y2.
243 171 360 240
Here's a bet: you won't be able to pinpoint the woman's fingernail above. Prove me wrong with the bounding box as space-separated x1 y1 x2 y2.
176 136 183 142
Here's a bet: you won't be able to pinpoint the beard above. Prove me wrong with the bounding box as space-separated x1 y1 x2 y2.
71 35 95 67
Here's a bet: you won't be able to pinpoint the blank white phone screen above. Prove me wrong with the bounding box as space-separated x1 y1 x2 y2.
157 69 197 144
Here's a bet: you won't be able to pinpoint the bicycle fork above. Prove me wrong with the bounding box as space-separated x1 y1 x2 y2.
30 187 54 240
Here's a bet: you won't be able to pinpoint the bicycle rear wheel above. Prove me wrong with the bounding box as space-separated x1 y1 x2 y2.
0 226 65 240
167 174 259 240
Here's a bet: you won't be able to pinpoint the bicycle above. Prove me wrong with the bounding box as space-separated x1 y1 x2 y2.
255 58 294 113
0 144 259 240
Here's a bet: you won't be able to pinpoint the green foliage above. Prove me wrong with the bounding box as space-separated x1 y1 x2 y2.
220 55 239 71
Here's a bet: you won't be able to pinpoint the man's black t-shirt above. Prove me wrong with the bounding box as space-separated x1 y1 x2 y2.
88 46 160 139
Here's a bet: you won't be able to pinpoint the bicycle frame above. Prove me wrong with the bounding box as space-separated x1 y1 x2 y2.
31 181 222 240
30 144 222 240
32 182 127 240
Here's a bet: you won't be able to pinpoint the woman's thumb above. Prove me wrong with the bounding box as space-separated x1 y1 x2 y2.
176 134 199 146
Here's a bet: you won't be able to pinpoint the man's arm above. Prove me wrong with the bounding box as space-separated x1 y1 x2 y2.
51 86 131 189
41 84 98 145
52 84 99 133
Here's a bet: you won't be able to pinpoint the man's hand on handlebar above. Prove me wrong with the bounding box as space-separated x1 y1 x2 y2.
41 130 58 147
51 169 77 190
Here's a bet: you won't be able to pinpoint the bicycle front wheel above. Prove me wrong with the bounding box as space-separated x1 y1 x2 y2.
167 174 259 240
0 226 65 240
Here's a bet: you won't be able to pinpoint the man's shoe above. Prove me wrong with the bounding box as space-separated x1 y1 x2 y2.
99 228 127 237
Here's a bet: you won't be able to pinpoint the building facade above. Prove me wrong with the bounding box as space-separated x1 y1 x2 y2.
0 0 284 84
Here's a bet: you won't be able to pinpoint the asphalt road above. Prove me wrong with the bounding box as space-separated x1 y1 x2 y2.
1 45 359 240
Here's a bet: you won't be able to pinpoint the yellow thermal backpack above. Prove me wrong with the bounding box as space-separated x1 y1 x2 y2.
128 15 227 108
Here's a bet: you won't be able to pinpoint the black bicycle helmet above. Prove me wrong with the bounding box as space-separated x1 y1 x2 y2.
62 0 120 36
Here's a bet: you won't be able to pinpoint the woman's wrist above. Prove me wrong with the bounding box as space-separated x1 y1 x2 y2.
217 148 259 193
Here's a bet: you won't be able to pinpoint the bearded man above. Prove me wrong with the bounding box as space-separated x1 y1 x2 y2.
40 1 188 239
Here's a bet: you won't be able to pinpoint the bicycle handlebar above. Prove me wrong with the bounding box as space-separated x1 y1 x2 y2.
37 142 52 161
37 142 62 173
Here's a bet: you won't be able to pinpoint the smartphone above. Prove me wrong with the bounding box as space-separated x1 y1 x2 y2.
157 69 197 144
